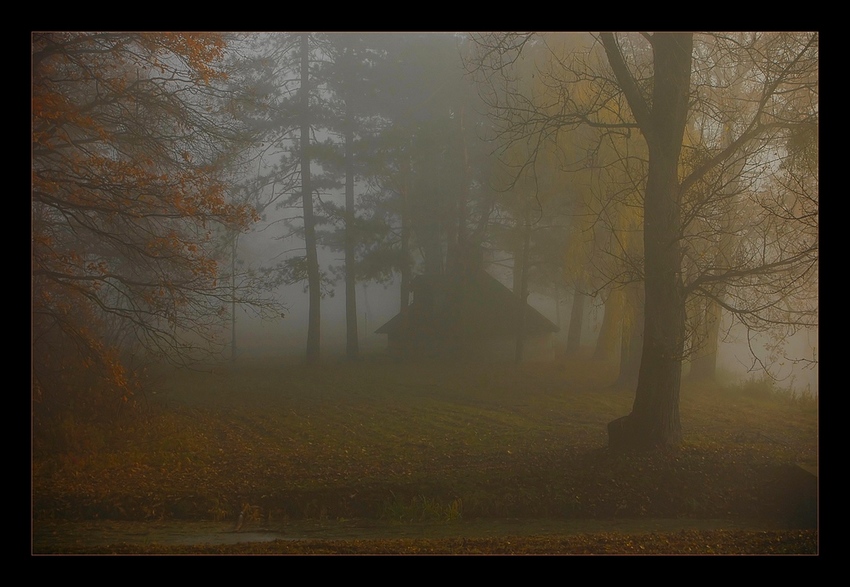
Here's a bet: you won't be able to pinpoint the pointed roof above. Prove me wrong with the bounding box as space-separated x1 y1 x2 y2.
375 270 558 337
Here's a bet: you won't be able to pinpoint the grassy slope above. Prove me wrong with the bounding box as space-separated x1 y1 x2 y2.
32 354 818 553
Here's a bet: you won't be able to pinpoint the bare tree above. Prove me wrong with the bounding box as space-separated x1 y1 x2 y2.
468 32 818 449
32 32 277 418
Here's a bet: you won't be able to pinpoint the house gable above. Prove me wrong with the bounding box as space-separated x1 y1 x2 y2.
375 270 558 357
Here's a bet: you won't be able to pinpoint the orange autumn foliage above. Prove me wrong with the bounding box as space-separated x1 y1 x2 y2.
32 32 257 421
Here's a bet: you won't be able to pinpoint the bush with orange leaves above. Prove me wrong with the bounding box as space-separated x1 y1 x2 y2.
32 32 264 427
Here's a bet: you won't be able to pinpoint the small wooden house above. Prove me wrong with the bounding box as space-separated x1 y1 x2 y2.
375 270 559 360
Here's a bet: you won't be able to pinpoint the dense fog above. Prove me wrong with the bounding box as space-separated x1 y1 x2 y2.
205 32 817 396
232 272 818 394
32 32 818 553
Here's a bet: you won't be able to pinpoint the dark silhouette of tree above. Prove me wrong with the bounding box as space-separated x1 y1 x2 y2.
313 34 392 360
232 33 328 364
297 34 322 364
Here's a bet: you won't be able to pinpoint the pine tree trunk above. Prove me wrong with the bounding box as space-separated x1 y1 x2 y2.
399 151 412 356
344 100 359 360
301 33 321 365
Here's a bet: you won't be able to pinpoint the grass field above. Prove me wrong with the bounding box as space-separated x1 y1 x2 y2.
32 353 818 554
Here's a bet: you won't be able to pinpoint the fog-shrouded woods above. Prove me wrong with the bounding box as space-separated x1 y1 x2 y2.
33 32 817 451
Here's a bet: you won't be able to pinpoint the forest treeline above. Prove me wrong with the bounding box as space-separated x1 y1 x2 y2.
32 32 817 449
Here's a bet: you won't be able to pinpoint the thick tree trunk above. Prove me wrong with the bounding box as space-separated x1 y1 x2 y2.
603 33 693 450
301 33 321 365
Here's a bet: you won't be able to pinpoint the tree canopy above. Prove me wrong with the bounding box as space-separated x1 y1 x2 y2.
32 32 817 449
467 31 818 448
32 32 264 415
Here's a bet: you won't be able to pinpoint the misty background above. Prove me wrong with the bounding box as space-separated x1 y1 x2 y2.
214 32 817 394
